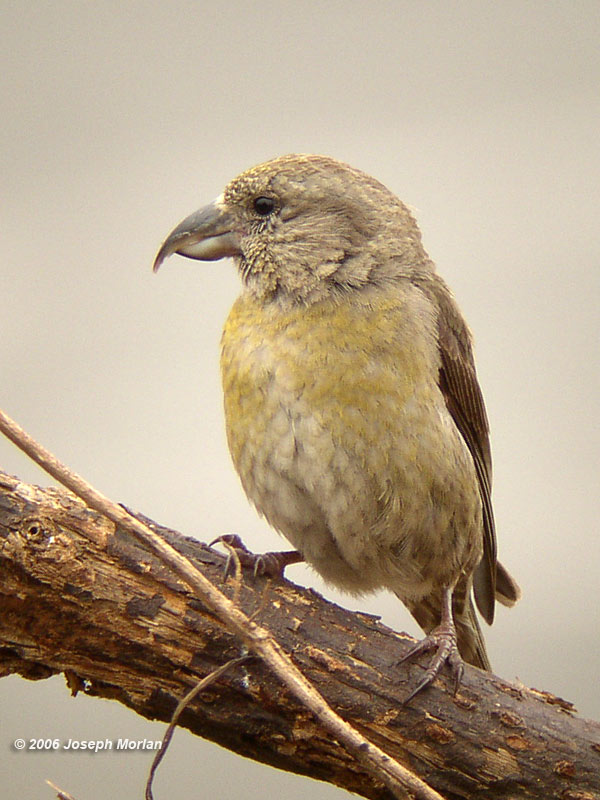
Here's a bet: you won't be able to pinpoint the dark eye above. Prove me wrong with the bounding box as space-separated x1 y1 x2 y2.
253 196 275 216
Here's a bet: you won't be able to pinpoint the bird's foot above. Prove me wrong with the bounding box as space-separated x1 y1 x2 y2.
399 620 464 704
210 534 303 580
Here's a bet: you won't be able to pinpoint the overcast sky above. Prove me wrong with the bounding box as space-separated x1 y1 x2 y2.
2 3 599 798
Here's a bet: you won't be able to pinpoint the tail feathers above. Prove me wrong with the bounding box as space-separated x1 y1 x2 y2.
496 560 521 608
455 598 491 670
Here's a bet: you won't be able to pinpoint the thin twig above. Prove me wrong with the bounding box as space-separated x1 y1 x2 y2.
145 655 251 800
46 780 78 800
0 407 444 800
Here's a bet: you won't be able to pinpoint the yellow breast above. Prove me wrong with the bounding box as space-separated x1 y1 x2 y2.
219 285 480 596
221 286 441 465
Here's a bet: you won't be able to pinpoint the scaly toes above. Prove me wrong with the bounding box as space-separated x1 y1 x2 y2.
210 536 302 581
251 550 303 579
400 625 464 704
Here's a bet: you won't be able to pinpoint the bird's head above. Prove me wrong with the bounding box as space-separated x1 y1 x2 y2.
153 154 432 304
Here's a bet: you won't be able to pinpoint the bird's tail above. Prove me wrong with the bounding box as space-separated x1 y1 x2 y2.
495 560 521 608
453 596 491 670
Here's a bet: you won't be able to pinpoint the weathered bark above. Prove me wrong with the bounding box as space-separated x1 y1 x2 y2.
0 469 599 800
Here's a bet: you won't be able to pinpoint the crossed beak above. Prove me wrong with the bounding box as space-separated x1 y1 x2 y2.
152 196 241 272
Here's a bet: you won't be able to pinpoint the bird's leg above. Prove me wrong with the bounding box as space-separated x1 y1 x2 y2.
399 585 464 704
210 534 303 580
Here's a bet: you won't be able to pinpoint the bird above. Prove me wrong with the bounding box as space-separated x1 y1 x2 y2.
153 154 520 700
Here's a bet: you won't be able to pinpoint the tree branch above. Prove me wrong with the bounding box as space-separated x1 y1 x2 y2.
1 469 599 799
0 407 438 800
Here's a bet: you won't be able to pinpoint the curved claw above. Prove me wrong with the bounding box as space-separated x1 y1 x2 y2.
400 626 465 704
400 585 466 704
210 535 251 580
210 533 251 553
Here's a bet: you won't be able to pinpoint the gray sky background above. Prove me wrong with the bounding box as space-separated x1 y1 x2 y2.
2 2 599 798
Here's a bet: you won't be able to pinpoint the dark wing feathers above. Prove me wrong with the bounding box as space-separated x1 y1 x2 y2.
416 275 497 624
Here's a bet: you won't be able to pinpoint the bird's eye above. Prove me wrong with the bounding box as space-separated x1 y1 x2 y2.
253 196 275 216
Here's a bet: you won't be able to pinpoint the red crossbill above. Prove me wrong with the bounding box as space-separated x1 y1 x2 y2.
154 154 520 699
